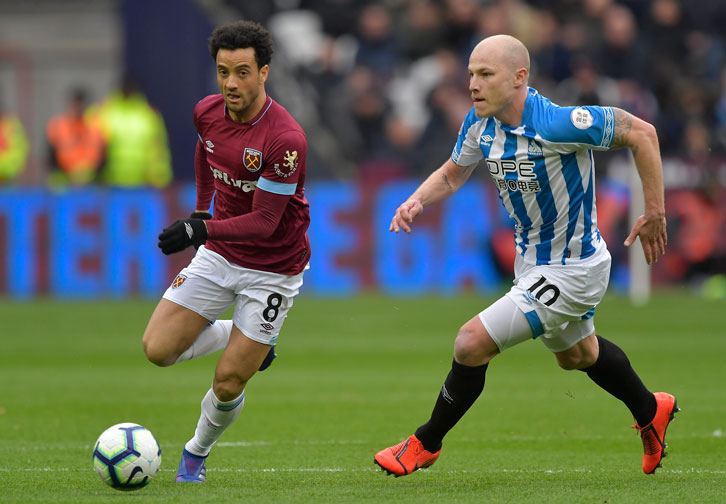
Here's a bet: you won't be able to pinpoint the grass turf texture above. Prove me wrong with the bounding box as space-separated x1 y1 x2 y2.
0 291 724 503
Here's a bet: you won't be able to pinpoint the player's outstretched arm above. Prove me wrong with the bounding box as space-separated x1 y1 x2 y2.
609 108 667 265
390 158 476 234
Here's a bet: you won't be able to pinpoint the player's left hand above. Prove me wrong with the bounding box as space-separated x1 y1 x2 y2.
158 218 208 255
624 213 667 265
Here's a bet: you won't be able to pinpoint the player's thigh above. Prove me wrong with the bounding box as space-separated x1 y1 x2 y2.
161 246 239 322
143 298 211 360
213 327 272 400
145 248 237 355
477 295 534 353
232 267 306 345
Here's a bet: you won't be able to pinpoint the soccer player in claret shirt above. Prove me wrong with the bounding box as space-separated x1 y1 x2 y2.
142 20 310 483
374 35 677 477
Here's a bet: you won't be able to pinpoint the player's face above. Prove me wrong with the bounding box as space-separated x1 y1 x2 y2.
468 50 517 120
216 48 269 122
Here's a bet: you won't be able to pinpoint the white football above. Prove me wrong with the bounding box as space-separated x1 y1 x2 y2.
92 422 162 490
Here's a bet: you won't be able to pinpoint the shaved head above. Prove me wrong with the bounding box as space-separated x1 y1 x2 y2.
467 34 530 124
473 34 530 77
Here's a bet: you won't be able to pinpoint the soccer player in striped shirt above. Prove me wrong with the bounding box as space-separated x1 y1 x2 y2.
143 20 310 482
375 34 677 476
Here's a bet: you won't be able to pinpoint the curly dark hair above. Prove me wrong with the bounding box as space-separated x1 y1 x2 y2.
208 20 274 69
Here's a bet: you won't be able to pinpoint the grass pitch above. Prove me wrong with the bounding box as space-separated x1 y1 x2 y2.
0 291 725 503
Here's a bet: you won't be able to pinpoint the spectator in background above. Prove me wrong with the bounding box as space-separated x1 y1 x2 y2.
0 96 29 183
354 3 401 82
442 0 481 60
214 0 726 182
46 87 105 186
596 4 647 82
399 0 447 61
528 10 573 86
553 54 620 107
347 65 390 162
87 75 172 188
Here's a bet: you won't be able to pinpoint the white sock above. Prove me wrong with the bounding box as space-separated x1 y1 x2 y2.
185 387 245 457
175 320 233 363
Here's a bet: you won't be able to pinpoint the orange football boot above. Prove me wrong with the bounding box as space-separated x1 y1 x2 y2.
633 392 679 474
374 435 440 477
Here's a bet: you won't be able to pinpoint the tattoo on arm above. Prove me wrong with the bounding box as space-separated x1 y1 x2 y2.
611 108 633 149
440 163 475 192
442 174 453 190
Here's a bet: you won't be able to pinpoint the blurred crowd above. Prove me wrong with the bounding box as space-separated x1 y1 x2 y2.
0 75 172 188
234 0 726 183
1 0 724 186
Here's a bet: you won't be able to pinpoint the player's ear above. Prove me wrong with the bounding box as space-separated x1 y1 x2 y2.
258 64 270 84
513 67 528 88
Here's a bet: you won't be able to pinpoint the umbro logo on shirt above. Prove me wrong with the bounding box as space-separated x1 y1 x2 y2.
480 134 494 146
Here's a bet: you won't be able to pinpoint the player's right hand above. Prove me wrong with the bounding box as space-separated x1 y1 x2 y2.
158 218 208 255
623 212 667 265
390 200 423 234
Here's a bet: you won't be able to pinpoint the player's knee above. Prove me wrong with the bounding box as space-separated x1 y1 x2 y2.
454 324 497 366
142 330 176 367
554 351 596 371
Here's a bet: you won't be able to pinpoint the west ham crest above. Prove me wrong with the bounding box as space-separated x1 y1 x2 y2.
171 274 187 289
243 147 263 172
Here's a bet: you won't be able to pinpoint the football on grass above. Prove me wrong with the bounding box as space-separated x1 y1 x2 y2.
92 422 161 490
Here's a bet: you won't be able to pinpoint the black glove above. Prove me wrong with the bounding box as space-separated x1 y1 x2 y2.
189 212 212 249
158 218 208 255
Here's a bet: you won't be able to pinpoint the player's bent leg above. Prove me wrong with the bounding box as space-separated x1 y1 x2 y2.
143 298 210 367
178 327 272 482
375 315 499 477
552 332 599 370
454 315 500 366
561 332 677 473
213 326 272 401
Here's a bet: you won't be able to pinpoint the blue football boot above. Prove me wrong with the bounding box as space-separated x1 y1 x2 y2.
258 345 277 371
175 448 207 483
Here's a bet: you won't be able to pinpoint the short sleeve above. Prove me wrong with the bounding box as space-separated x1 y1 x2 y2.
540 105 615 150
451 107 485 166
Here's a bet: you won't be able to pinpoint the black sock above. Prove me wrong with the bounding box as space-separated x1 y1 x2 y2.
415 359 488 453
581 335 657 426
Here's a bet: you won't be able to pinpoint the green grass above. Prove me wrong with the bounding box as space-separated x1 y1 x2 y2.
0 291 725 503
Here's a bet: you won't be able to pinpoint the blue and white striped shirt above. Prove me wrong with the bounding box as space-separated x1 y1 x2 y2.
452 87 614 265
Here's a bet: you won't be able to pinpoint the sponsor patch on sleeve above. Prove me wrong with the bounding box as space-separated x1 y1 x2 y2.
274 150 299 178
570 107 594 130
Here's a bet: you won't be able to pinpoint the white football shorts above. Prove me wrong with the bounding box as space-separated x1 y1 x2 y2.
479 241 612 353
162 245 306 345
